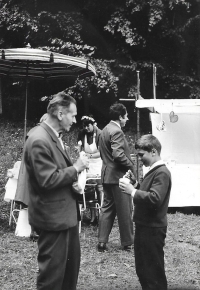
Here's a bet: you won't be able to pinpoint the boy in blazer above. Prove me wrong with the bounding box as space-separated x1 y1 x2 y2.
24 92 89 290
119 134 171 290
98 103 136 251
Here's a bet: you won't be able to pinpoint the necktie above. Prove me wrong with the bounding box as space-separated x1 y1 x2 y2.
58 134 64 150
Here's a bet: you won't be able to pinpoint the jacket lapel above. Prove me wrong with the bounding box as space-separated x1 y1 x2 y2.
40 123 73 165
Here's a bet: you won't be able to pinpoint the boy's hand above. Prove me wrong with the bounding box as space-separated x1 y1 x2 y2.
124 170 137 185
119 179 134 195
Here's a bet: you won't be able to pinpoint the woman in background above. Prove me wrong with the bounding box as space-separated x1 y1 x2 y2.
15 113 48 240
77 115 103 225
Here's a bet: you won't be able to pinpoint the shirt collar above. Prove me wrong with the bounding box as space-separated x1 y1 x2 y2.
149 160 165 172
111 120 121 128
43 121 59 138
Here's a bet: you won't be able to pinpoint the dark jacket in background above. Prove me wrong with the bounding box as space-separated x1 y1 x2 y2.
99 121 135 184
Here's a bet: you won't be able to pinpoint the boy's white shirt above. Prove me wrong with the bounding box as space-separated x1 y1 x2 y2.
131 159 164 198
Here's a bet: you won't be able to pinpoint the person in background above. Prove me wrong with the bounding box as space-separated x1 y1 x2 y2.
24 92 89 290
97 103 136 252
77 115 103 225
119 134 171 290
15 113 49 241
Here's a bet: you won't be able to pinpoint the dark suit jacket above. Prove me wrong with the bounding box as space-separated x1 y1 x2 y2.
24 122 79 231
99 121 135 184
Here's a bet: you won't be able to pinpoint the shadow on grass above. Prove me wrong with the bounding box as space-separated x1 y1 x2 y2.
168 207 200 215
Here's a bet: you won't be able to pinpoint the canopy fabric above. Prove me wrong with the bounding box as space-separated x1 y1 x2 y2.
0 48 96 79
136 99 200 113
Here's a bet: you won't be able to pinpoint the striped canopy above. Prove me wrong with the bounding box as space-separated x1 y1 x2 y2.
0 48 96 80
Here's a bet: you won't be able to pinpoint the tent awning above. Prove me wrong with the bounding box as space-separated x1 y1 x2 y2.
136 99 200 113
0 48 96 79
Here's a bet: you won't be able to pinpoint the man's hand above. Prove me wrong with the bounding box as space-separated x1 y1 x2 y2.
73 155 89 173
119 179 134 195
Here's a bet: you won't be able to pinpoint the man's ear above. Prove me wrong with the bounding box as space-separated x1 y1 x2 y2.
152 149 157 155
57 110 62 121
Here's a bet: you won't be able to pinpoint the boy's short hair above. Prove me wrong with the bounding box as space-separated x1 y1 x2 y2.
135 134 162 155
47 91 76 116
109 103 127 121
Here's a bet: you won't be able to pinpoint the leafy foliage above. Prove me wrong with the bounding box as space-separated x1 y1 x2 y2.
0 0 199 123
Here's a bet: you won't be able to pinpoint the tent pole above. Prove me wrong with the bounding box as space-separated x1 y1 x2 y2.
24 79 28 143
24 62 28 143
136 71 140 180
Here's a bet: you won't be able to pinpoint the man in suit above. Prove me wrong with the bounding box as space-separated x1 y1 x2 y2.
119 134 171 290
24 92 89 290
97 103 136 251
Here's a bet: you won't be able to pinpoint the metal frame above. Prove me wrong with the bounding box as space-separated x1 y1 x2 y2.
79 175 103 233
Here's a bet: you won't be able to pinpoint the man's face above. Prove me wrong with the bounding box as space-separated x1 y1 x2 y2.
120 111 128 127
137 149 153 167
60 103 77 132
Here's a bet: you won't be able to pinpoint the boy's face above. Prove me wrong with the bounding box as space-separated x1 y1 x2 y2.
137 149 154 167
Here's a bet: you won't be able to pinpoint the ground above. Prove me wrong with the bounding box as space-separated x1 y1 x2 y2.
0 208 200 290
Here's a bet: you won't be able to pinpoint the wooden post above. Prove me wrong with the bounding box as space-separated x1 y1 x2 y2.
0 78 2 114
153 64 157 99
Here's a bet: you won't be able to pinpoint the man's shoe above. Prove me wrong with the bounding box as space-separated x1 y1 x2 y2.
123 245 133 251
97 242 107 252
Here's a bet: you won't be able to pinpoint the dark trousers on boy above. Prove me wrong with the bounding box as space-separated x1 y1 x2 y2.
134 225 167 290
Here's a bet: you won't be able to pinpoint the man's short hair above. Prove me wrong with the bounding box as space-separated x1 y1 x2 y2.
135 134 162 155
109 103 127 121
47 91 76 116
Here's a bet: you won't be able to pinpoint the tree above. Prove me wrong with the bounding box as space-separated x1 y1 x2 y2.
0 0 199 122
103 0 200 99
0 0 119 120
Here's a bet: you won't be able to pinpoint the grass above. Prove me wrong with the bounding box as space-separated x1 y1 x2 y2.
0 119 200 289
0 212 200 290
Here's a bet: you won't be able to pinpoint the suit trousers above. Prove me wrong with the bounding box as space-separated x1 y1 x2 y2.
134 225 167 290
37 225 80 290
98 184 134 246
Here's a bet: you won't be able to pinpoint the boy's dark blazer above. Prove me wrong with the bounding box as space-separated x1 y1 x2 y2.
24 122 79 232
